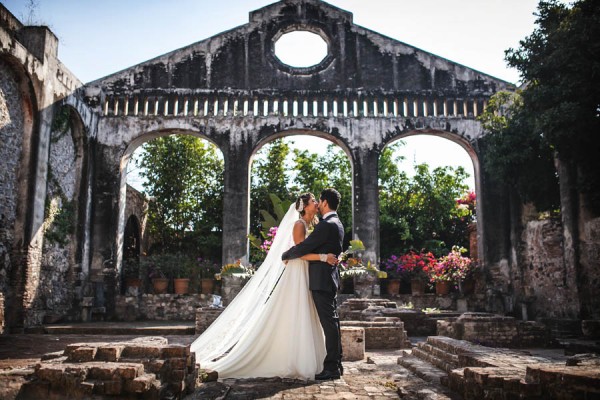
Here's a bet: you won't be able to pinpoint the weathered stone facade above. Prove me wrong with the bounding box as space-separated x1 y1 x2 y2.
0 60 25 330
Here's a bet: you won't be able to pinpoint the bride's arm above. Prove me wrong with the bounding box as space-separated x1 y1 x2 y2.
301 253 338 265
292 222 337 265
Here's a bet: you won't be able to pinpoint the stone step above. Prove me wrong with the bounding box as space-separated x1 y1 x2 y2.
411 347 456 373
462 367 543 399
38 320 195 335
417 342 460 367
397 353 448 384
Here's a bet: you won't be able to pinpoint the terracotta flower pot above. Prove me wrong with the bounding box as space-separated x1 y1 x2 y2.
459 278 475 295
435 281 451 295
201 278 215 294
410 279 425 295
386 279 401 295
173 278 190 294
125 277 142 288
152 278 169 294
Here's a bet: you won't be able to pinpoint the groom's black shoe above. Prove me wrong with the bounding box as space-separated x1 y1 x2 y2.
315 369 341 380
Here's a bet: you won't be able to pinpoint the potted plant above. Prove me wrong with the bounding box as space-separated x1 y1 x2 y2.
338 240 386 298
216 260 254 305
141 254 170 294
170 254 194 294
122 257 142 290
396 250 437 295
432 246 475 295
196 257 219 294
382 254 403 295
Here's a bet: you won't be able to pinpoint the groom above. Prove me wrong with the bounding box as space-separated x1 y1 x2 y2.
282 188 344 380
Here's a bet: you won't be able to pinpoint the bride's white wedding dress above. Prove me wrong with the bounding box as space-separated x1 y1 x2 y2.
190 205 326 379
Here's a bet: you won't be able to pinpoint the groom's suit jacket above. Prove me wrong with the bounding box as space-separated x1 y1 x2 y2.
281 213 344 292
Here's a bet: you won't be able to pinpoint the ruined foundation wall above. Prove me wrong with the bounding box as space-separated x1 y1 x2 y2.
0 61 24 333
517 218 580 319
579 215 600 319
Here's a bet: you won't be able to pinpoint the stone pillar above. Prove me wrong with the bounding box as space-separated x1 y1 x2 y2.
352 147 380 264
89 144 123 317
341 327 365 361
222 144 251 264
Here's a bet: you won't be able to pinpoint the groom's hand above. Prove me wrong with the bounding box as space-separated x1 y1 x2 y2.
326 253 338 265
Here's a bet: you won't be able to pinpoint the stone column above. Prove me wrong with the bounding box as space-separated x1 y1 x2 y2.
222 143 251 264
352 147 380 265
89 144 122 317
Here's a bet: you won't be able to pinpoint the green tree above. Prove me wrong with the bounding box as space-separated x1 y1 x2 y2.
379 144 473 258
250 138 293 238
136 135 223 257
292 144 352 236
478 91 560 211
505 0 600 212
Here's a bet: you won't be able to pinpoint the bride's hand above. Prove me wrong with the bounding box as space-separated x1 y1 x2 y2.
326 253 338 265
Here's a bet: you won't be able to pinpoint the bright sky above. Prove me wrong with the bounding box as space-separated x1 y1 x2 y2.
3 0 547 190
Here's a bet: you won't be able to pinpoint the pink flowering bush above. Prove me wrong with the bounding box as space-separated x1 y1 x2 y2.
428 246 475 283
260 226 278 253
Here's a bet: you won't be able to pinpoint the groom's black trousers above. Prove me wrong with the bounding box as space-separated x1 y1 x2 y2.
311 290 342 371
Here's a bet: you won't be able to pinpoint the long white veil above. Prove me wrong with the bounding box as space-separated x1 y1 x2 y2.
191 204 299 362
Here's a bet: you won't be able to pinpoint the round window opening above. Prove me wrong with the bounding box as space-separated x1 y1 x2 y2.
274 30 328 69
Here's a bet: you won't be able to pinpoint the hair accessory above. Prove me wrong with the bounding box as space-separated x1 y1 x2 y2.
296 199 305 212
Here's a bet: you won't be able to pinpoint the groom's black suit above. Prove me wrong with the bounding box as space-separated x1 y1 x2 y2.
281 213 344 374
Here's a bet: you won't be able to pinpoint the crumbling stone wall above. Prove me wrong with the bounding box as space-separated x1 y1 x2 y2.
516 217 579 319
37 113 81 323
0 60 25 332
115 294 204 321
579 216 600 319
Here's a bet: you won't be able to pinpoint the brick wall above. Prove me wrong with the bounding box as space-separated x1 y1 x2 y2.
517 218 580 319
115 294 207 321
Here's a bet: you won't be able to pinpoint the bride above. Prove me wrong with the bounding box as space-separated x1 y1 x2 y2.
190 193 337 380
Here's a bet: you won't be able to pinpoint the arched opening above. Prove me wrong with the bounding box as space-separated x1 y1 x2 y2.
378 132 480 295
248 133 353 266
0 55 38 331
120 131 224 294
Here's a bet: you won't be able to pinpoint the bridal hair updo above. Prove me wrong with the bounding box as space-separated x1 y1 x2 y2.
295 192 314 216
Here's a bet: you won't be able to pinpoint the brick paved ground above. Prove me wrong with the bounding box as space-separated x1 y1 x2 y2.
0 334 459 399
189 350 460 399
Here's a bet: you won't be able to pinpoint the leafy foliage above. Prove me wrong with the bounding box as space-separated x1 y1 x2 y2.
504 0 600 212
478 91 560 211
136 135 223 256
379 148 473 258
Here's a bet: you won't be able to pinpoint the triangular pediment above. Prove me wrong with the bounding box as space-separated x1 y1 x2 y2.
90 0 512 95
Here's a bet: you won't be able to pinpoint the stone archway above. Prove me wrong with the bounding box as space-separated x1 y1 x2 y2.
0 55 40 331
115 130 225 271
248 131 355 258
381 129 484 264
